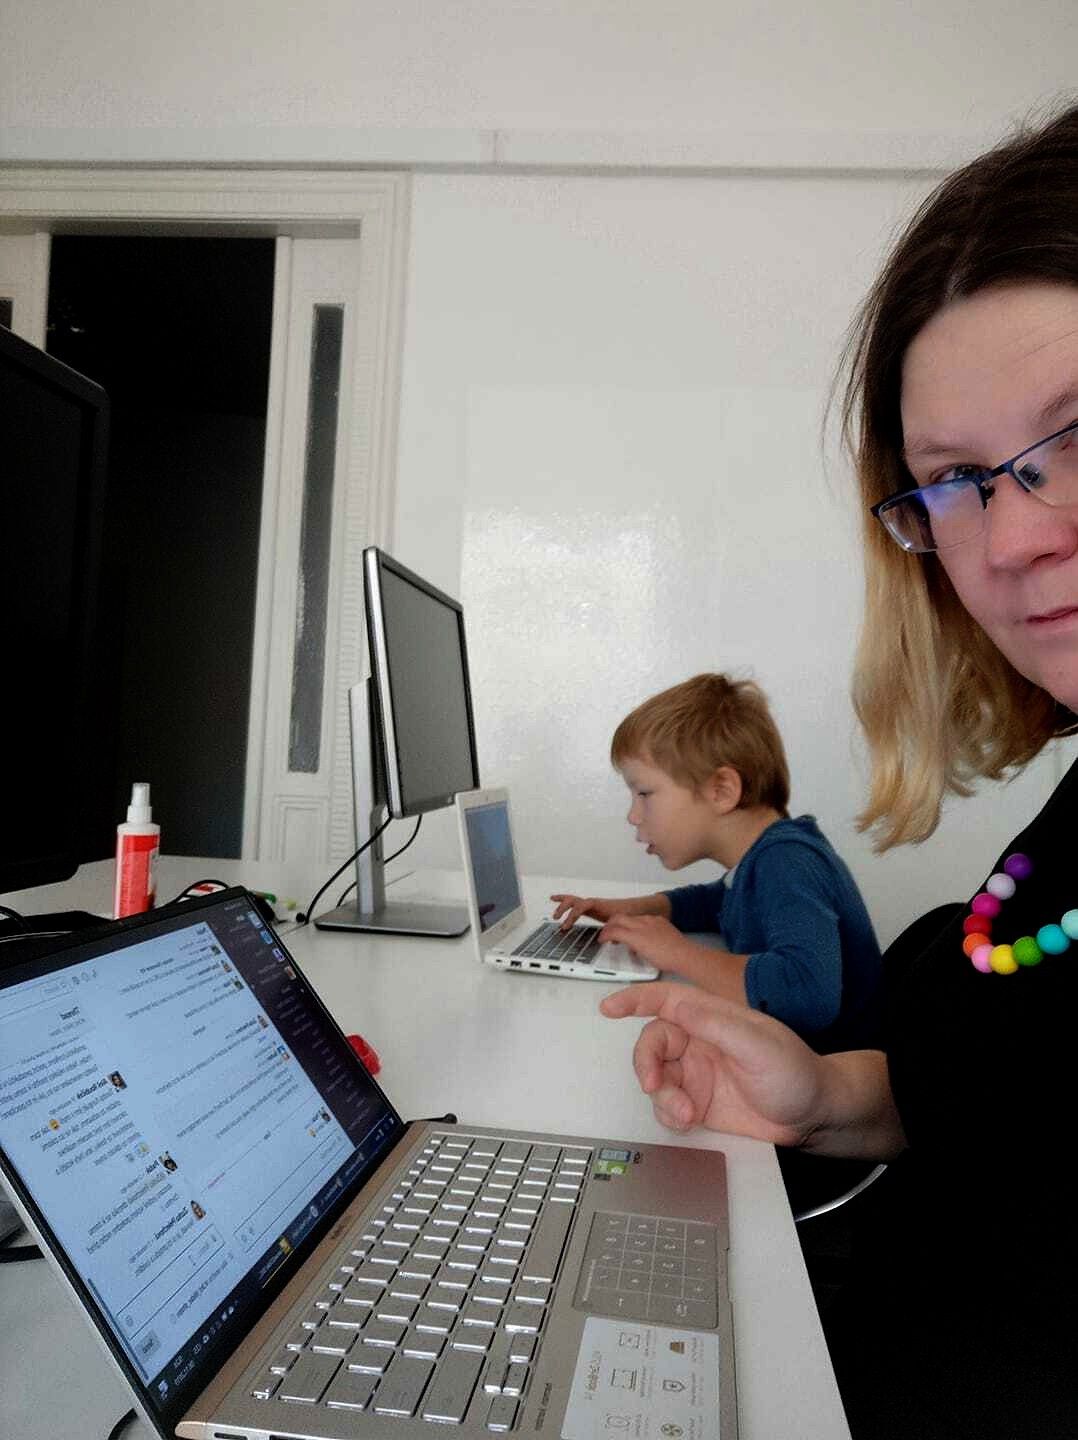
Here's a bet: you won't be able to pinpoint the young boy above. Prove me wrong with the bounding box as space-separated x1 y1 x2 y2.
552 673 882 1053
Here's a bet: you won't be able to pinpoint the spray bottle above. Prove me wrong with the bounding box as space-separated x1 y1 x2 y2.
114 782 160 918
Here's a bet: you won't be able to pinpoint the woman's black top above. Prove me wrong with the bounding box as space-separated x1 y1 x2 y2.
826 756 1078 1439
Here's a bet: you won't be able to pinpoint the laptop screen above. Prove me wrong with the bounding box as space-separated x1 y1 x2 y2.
0 891 404 1429
463 800 522 932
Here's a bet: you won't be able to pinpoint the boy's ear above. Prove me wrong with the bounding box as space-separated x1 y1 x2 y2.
705 766 742 814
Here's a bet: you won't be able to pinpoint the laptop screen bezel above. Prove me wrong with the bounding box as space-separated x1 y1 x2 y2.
456 787 530 948
0 888 407 1437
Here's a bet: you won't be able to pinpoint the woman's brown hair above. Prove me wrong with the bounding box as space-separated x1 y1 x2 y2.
842 100 1078 849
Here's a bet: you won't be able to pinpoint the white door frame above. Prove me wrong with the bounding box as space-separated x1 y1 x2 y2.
0 169 411 862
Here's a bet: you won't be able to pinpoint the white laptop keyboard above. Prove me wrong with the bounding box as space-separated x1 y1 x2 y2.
510 923 603 963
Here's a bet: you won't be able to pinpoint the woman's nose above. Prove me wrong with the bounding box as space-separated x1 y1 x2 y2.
980 473 1078 571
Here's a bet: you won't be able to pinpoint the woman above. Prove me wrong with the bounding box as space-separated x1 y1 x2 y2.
601 100 1078 1438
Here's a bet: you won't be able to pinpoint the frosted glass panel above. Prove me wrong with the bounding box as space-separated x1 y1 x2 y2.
288 304 344 773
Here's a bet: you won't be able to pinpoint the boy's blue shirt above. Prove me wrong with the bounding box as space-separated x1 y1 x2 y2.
664 815 882 1052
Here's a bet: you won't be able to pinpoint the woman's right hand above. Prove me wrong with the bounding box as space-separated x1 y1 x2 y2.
599 981 830 1145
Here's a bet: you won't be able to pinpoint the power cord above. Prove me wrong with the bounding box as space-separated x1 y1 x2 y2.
162 877 230 907
0 904 29 932
335 815 423 906
296 816 393 925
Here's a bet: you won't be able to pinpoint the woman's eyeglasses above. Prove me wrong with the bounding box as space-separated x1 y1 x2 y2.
872 417 1078 554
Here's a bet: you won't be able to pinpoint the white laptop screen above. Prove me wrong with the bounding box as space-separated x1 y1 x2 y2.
0 893 403 1429
464 800 522 932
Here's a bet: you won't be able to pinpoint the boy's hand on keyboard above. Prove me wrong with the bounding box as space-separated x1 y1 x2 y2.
598 914 702 973
550 894 621 929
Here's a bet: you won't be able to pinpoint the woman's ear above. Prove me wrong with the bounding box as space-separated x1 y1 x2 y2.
706 765 743 814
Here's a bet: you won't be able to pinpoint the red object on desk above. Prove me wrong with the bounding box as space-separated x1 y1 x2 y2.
347 1033 381 1075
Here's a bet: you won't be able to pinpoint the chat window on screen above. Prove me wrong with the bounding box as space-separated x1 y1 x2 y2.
0 905 398 1397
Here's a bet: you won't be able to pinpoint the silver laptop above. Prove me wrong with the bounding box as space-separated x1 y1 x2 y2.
0 889 735 1440
456 788 659 983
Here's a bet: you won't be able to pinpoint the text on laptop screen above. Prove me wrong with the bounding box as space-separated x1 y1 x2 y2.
465 801 523 932
0 895 402 1423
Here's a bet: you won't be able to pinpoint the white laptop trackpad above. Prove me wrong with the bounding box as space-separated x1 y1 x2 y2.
561 1316 723 1440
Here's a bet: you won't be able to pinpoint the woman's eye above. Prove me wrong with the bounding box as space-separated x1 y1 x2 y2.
933 462 984 486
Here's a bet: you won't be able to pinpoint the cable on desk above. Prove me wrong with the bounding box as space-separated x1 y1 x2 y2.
0 904 29 932
0 928 74 947
335 815 423 906
296 816 392 926
105 1407 137 1440
161 877 230 906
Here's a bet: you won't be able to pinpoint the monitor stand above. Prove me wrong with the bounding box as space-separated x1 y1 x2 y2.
312 681 469 938
313 896 469 938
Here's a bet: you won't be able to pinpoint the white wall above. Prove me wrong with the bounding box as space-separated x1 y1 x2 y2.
3 1 1076 946
2 1 1075 165
390 169 1067 946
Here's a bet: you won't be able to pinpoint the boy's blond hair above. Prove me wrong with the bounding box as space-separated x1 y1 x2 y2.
610 673 790 813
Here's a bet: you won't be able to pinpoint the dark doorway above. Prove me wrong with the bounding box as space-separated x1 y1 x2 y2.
47 235 275 860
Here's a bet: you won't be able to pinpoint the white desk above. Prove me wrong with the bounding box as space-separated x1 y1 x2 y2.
0 858 850 1440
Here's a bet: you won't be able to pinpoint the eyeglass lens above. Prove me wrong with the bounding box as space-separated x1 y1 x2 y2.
884 424 1078 552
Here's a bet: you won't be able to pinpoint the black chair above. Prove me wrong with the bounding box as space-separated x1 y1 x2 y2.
788 902 964 1312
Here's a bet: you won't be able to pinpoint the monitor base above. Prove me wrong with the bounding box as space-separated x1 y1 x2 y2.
313 899 470 939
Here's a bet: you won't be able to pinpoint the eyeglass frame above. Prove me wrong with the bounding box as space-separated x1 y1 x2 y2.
871 415 1078 553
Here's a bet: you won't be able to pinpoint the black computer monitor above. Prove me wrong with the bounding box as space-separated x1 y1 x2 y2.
314 547 479 937
0 325 110 913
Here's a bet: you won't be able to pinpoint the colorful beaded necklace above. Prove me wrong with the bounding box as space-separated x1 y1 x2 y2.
961 852 1078 974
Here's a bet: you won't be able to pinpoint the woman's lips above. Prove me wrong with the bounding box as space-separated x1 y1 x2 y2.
1028 605 1078 627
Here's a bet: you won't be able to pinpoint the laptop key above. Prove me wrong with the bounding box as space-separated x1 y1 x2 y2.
325 1367 379 1410
364 1318 407 1347
520 1199 574 1282
487 1395 519 1431
420 1346 485 1422
507 1334 537 1365
278 1351 341 1402
514 1281 550 1306
416 1304 455 1334
646 1293 718 1328
312 1331 356 1356
400 1254 440 1280
404 1327 446 1361
503 1302 543 1334
373 1353 435 1416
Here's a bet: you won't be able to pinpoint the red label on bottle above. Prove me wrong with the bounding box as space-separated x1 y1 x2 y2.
114 832 159 918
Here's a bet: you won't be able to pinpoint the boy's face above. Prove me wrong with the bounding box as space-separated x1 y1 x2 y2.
619 755 717 870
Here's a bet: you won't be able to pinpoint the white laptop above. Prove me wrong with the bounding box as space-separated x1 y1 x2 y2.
456 787 658 982
0 886 736 1440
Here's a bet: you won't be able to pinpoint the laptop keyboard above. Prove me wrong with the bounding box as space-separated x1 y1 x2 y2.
251 1131 590 1427
511 922 603 963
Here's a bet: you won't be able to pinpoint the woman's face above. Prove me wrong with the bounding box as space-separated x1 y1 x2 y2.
901 281 1078 711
